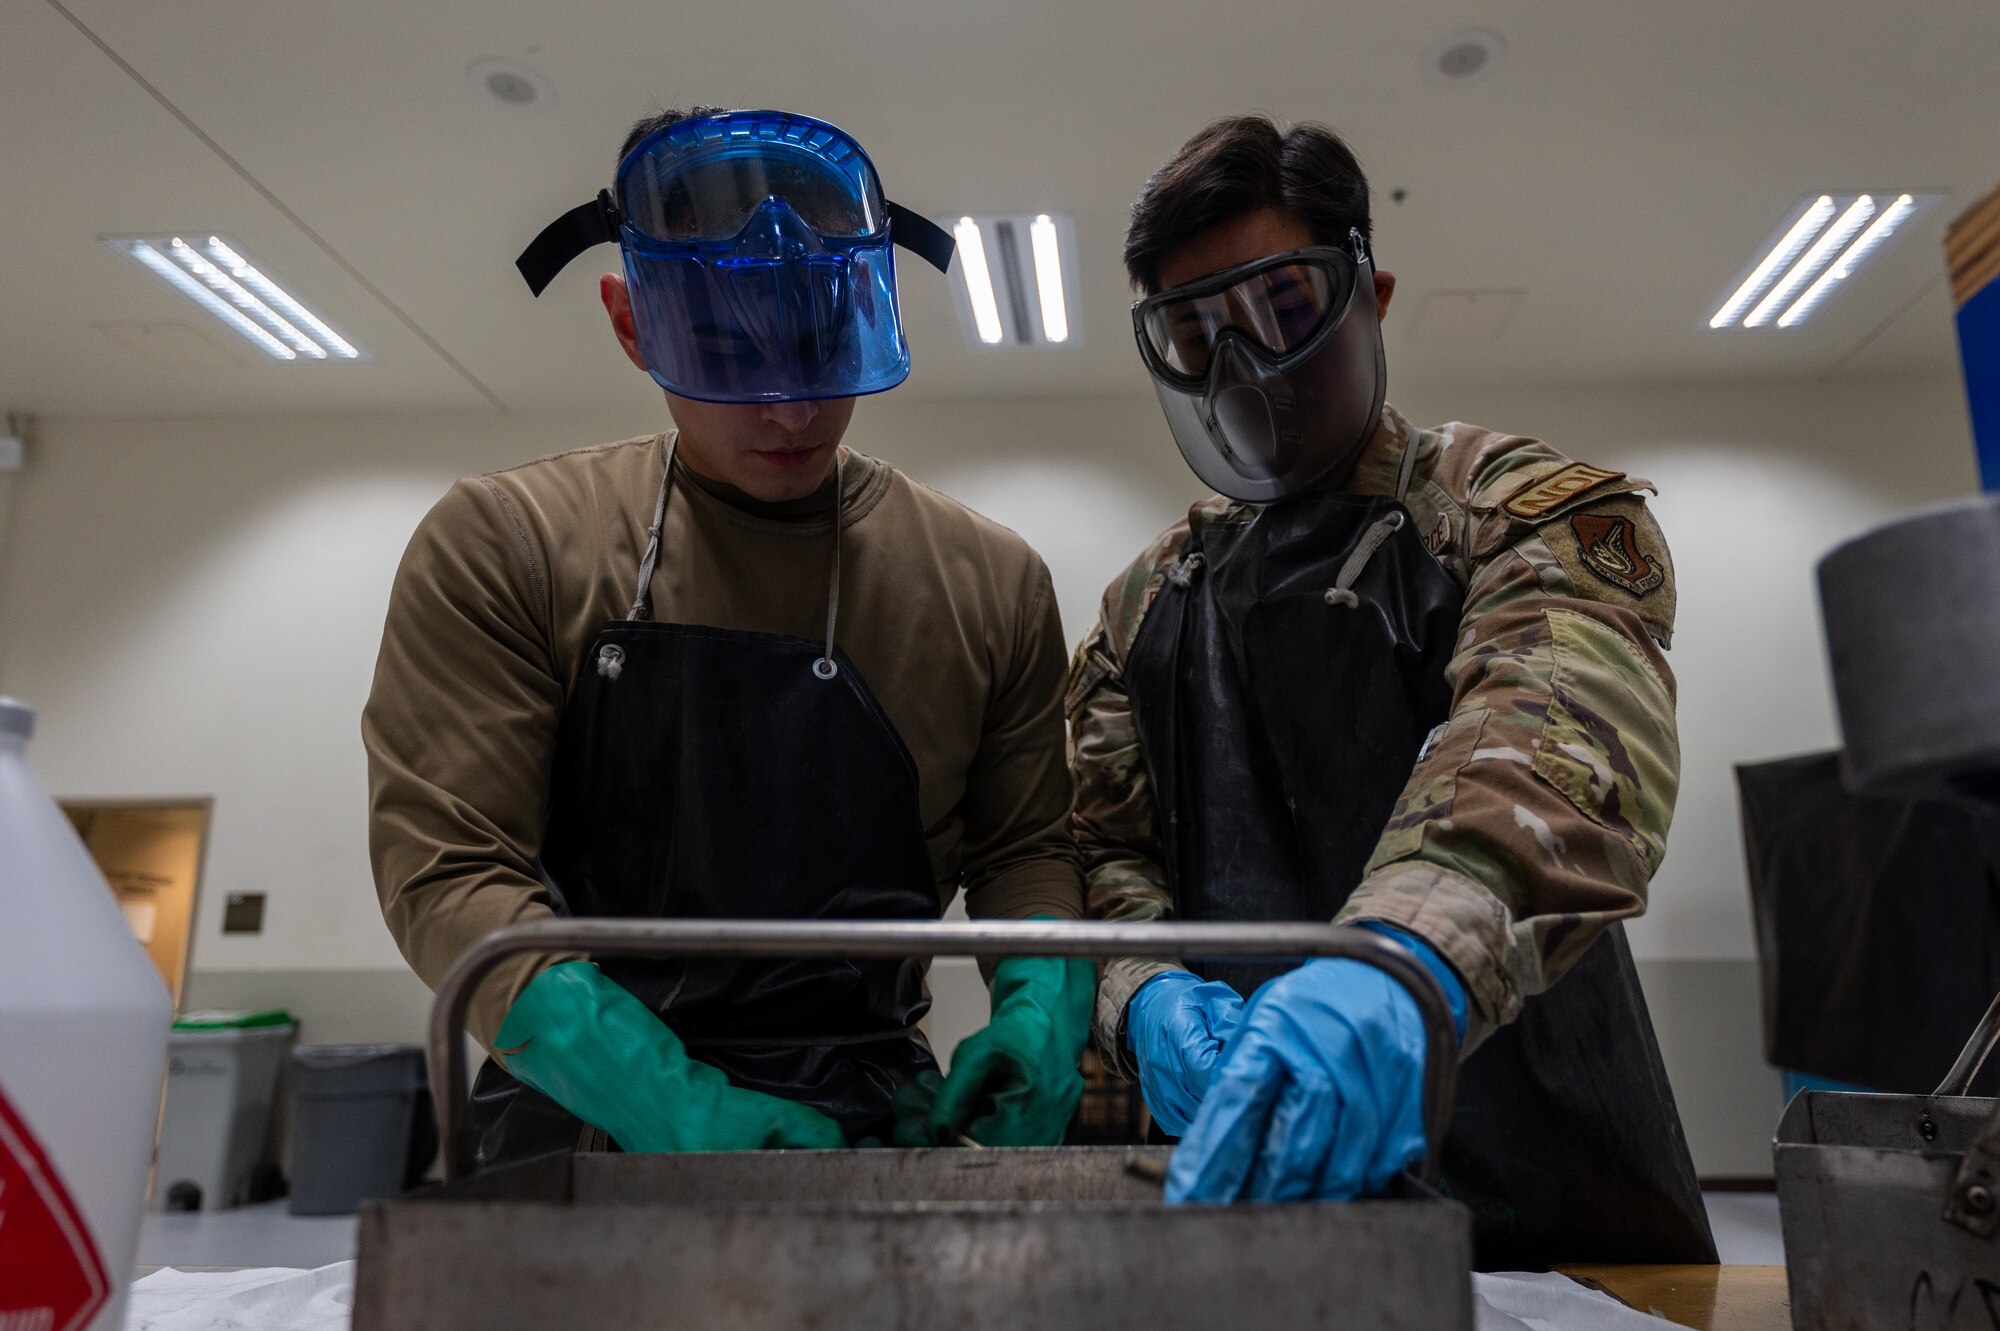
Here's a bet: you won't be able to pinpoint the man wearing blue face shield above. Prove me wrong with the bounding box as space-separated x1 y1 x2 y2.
364 107 1092 1168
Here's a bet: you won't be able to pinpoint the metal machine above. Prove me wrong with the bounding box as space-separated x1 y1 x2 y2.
352 919 1474 1331
1779 495 2000 1328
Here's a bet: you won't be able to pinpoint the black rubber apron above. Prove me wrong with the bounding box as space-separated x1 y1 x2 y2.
467 442 941 1168
1125 437 1716 1268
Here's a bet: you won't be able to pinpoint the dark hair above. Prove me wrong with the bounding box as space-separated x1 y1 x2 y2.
618 105 725 168
1123 116 1372 293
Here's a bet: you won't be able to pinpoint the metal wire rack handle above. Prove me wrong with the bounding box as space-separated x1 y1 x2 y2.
429 919 1461 1183
1935 990 2000 1097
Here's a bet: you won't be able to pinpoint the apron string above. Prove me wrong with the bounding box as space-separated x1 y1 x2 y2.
627 434 677 623
1323 424 1423 609
813 454 845 681
1324 511 1407 609
1394 424 1424 504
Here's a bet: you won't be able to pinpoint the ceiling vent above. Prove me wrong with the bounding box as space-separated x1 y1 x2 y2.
468 58 554 111
93 321 240 370
1426 29 1507 85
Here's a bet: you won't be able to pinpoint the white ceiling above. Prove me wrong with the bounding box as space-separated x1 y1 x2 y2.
4 0 1997 420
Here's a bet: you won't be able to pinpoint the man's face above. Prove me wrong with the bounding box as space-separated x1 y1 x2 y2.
601 272 856 502
662 391 856 501
1153 207 1397 330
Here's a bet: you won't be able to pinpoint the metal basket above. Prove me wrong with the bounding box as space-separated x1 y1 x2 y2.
351 919 1475 1331
1775 994 2000 1328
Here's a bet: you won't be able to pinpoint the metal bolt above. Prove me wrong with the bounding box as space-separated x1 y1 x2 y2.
1920 1117 1939 1142
1964 1184 1995 1216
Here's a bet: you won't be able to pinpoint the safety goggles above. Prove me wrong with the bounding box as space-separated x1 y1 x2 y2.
1132 232 1371 387
617 116 884 244
516 110 954 403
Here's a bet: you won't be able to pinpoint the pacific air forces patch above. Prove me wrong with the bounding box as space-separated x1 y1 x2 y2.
1569 510 1665 596
1535 495 1677 647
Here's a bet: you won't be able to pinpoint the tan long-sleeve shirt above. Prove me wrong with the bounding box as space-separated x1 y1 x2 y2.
364 434 1083 1051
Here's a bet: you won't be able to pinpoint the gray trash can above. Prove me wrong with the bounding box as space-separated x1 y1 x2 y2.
286 1044 433 1216
156 1011 297 1211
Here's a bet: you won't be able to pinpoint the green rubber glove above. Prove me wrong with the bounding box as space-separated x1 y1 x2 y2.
898 925 1095 1147
495 961 846 1153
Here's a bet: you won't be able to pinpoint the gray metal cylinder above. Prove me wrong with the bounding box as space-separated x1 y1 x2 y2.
1819 495 2000 803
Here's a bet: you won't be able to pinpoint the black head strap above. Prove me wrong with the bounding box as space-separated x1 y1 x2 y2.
516 190 621 297
516 190 957 296
886 203 956 274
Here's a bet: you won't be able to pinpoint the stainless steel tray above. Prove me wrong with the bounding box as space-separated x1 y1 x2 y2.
354 919 1475 1331
1775 995 2000 1328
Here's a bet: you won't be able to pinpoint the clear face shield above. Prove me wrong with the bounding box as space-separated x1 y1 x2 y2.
1132 231 1386 503
516 110 955 403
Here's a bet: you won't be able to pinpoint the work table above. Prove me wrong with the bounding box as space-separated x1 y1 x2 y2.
1560 1265 1790 1329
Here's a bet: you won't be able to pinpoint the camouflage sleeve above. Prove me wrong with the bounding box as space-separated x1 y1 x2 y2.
1336 493 1679 1050
1068 533 1188 1076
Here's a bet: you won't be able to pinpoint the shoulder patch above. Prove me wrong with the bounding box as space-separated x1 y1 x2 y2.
1569 511 1666 596
1500 463 1626 519
1533 496 1678 648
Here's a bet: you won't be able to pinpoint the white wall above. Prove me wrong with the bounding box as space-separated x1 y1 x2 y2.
1 411 621 972
0 377 1979 1170
0 378 1977 969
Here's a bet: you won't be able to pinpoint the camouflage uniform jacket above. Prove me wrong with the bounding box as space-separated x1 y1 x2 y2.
1069 404 1680 1072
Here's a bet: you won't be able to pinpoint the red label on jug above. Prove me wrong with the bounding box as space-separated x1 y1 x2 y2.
0 1084 110 1331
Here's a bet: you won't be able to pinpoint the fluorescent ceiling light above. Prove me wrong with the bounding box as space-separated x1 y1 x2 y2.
125 243 299 360
943 213 1080 349
1743 195 1875 328
1778 194 1917 328
1030 215 1068 343
1708 196 1834 329
954 218 1004 345
1705 191 1944 332
103 234 364 362
203 238 361 358
170 238 324 358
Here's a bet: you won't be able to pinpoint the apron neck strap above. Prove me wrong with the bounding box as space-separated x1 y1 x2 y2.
628 435 847 682
627 436 677 622
813 455 845 681
1393 425 1424 505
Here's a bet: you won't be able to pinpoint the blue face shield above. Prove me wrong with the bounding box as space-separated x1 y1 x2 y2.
517 110 955 403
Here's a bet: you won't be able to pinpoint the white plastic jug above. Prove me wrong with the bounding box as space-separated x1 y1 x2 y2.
0 697 172 1331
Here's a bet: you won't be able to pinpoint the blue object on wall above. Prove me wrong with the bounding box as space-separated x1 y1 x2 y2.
1783 1070 1877 1102
1960 282 2000 492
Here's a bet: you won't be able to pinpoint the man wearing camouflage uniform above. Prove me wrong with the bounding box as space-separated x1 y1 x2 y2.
1071 115 1714 1266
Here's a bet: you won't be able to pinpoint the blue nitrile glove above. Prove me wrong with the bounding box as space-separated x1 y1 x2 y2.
894 918 1095 1147
1166 925 1468 1204
496 961 846 1153
1124 970 1246 1136
1351 921 1470 1044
